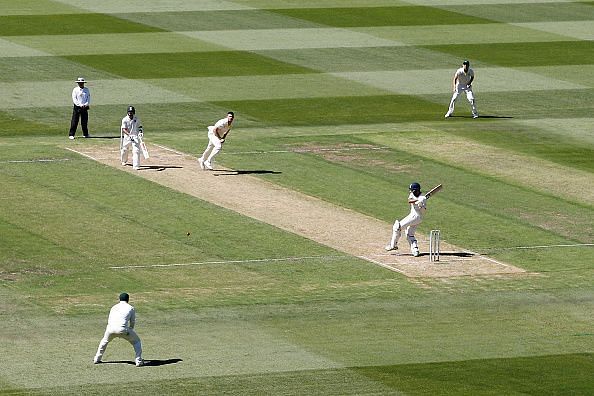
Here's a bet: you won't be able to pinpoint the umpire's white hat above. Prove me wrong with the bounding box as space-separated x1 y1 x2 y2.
75 77 86 83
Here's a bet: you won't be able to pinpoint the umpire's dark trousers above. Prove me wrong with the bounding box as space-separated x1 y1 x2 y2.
69 105 89 137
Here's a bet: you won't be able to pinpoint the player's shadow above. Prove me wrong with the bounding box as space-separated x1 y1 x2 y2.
213 170 282 176
85 135 121 139
100 358 183 367
138 165 183 172
446 115 513 119
418 252 475 258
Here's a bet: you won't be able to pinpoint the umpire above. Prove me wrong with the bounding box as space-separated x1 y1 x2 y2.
69 77 90 139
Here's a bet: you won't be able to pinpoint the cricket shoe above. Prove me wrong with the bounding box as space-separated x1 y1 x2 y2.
135 359 145 367
198 158 205 170
444 111 452 118
384 244 398 252
93 357 101 364
204 161 213 170
472 114 479 119
412 250 420 257
69 136 75 140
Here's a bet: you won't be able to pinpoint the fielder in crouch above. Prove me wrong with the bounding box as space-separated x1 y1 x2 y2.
198 111 234 170
385 182 428 257
94 292 144 367
445 60 478 119
120 106 143 170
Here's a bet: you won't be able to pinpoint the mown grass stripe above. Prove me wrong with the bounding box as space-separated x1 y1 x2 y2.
64 52 316 79
6 32 227 56
443 1 594 23
424 41 594 67
269 6 497 27
183 28 402 51
0 13 165 36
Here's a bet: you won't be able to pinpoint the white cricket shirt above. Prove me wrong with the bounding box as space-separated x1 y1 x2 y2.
455 67 474 88
408 192 427 217
107 301 136 329
211 117 232 137
121 116 142 136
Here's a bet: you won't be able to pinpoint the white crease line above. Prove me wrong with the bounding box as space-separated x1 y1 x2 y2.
64 147 98 161
110 255 347 269
152 144 188 156
227 146 390 155
0 158 71 163
358 256 407 275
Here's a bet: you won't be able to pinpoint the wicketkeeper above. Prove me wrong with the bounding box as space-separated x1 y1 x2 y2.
385 182 428 257
198 111 234 170
94 292 144 367
120 105 144 170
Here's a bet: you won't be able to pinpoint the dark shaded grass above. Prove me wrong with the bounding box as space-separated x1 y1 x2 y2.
445 2 594 23
214 95 445 126
0 14 164 36
65 52 315 79
424 41 594 67
269 6 496 27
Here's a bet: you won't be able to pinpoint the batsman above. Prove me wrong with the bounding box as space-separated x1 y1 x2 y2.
385 182 442 257
120 105 145 170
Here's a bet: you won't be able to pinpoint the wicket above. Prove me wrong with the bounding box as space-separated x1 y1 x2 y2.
429 230 440 262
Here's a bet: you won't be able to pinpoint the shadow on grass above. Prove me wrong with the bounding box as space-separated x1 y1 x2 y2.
138 165 183 172
412 252 475 258
100 358 183 367
213 169 282 176
446 115 514 119
85 135 121 139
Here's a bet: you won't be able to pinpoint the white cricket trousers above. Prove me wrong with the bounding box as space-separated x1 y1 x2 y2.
199 127 223 166
121 136 141 169
448 86 477 116
95 326 142 363
389 213 422 252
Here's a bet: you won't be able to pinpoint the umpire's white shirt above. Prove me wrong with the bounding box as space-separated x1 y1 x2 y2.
72 86 90 107
107 301 136 330
121 116 142 136
455 67 474 89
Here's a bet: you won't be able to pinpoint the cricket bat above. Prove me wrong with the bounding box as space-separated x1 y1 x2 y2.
425 184 442 199
138 136 150 159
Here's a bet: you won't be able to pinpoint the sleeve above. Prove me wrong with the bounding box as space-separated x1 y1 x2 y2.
129 308 136 329
71 88 77 105
84 88 90 106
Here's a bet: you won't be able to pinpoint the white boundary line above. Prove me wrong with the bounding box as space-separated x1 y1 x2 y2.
481 243 594 252
110 255 347 269
0 158 71 164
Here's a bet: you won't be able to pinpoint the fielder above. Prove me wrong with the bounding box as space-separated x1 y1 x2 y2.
120 105 143 170
94 292 144 367
445 60 479 119
198 111 234 170
385 182 428 257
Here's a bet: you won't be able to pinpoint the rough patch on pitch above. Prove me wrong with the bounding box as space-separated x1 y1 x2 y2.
68 143 527 280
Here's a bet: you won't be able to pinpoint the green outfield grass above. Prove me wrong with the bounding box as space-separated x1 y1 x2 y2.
1 0 593 395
